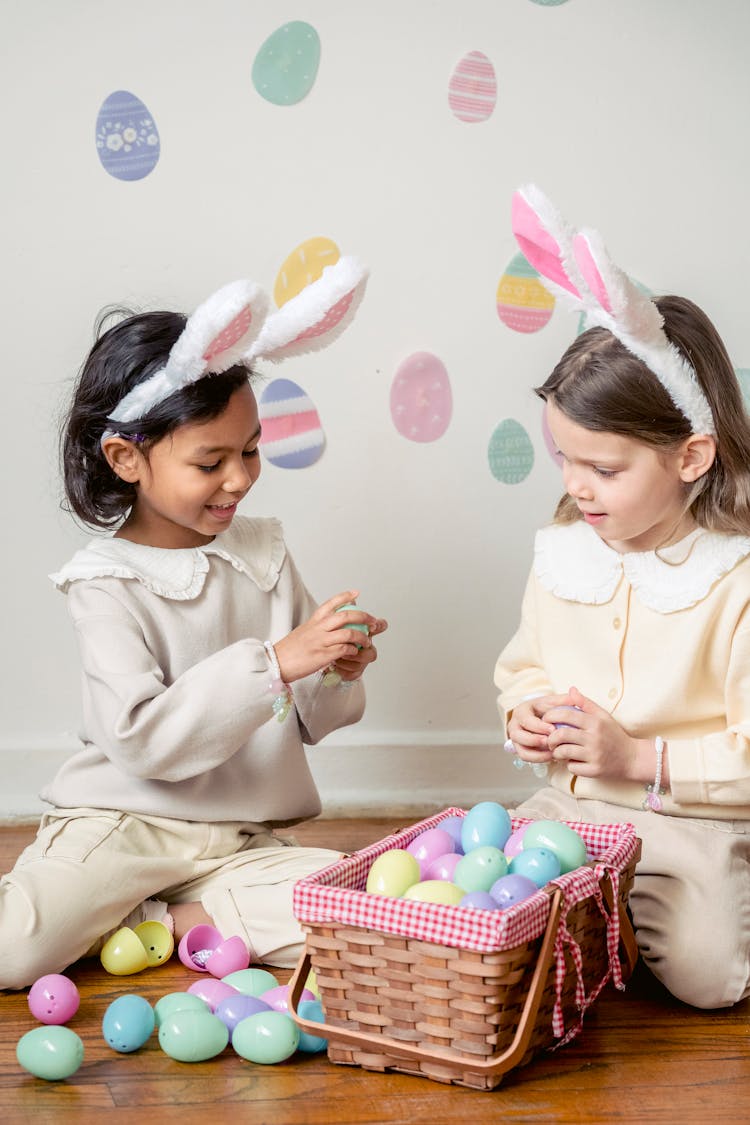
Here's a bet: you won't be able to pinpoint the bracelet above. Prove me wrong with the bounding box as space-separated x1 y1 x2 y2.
642 736 666 812
503 738 548 779
263 641 293 723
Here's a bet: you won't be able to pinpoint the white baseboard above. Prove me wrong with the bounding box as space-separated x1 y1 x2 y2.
0 739 537 825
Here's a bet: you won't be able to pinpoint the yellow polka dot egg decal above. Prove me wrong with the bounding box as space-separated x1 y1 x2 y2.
273 237 340 308
497 251 555 334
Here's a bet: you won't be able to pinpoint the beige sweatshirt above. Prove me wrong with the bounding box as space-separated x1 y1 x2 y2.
44 517 365 825
495 522 750 819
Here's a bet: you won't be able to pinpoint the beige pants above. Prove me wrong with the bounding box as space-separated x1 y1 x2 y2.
514 789 750 1010
0 807 339 990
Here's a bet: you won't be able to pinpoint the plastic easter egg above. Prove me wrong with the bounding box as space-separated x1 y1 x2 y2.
406 828 456 876
178 924 223 972
496 251 555 333
504 825 529 859
436 815 465 853
154 992 210 1027
252 21 321 106
17 1025 84 1081
489 874 539 910
460 890 501 910
402 880 464 906
95 90 160 181
296 998 328 1053
461 801 512 853
390 351 452 443
102 994 155 1053
221 967 279 996
260 984 315 1013
215 994 272 1038
366 849 420 897
305 967 320 997
204 936 250 978
133 920 174 966
187 978 239 1012
424 852 462 882
274 237 340 306
27 974 80 1024
232 1010 300 1064
509 847 561 888
448 50 496 123
158 1009 229 1062
258 378 325 469
523 820 588 874
454 847 509 893
100 926 150 975
488 418 535 485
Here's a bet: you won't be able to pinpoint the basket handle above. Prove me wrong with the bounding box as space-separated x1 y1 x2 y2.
288 887 564 1079
600 875 639 980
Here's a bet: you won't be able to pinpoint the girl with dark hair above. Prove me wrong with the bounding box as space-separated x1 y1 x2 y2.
497 187 750 1010
0 267 387 989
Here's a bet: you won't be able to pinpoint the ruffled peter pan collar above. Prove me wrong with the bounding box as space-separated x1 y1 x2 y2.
534 521 750 613
50 516 286 600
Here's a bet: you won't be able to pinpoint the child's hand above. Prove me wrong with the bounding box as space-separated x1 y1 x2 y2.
273 592 387 684
505 693 570 768
543 685 640 780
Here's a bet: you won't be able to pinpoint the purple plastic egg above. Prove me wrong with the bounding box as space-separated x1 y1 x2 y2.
460 891 502 910
215 994 272 1037
436 815 465 854
489 873 539 909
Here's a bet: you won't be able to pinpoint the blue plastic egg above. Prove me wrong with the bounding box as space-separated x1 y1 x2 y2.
509 847 561 887
232 1010 300 1064
102 994 155 1053
296 998 328 1053
95 90 160 181
460 801 512 853
522 820 588 874
16 1025 84 1081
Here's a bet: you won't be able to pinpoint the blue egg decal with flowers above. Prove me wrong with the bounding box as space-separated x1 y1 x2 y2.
95 90 160 181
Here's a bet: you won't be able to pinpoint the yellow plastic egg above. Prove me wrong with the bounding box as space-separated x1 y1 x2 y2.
365 849 420 896
403 881 464 906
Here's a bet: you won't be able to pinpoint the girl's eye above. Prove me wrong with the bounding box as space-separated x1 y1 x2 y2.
197 462 220 473
594 467 617 478
243 449 259 459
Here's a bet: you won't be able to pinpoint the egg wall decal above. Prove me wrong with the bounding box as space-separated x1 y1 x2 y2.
448 51 497 123
273 237 340 307
488 419 534 484
258 378 325 468
390 352 453 443
95 90 160 181
497 252 555 333
252 21 321 106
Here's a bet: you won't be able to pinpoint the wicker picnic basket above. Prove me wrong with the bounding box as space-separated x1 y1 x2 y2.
289 808 641 1091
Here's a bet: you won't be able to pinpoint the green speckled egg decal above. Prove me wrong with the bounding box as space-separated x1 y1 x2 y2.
252 22 320 106
488 419 534 484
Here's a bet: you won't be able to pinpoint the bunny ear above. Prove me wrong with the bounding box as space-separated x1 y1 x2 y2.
511 184 584 302
168 280 269 377
245 257 368 364
572 229 664 344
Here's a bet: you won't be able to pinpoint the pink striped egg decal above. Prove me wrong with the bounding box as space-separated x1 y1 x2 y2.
390 352 452 443
258 378 325 469
448 51 496 123
497 252 555 333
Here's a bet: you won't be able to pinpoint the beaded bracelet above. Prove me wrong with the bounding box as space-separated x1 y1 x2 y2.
642 736 666 812
503 738 549 778
263 641 293 723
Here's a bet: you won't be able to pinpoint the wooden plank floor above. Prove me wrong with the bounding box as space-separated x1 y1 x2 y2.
1 816 748 1123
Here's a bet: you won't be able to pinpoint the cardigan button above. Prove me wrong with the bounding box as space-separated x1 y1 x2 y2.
613 616 622 629
608 687 618 699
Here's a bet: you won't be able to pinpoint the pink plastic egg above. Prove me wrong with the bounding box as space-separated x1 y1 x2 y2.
406 828 456 876
424 852 462 882
260 984 315 1013
187 979 239 1012
27 974 80 1025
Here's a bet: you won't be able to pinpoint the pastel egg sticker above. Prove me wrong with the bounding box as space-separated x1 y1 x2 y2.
488 419 535 484
497 252 555 333
259 378 325 469
448 51 497 123
273 237 340 307
95 90 160 181
252 21 321 106
390 352 452 443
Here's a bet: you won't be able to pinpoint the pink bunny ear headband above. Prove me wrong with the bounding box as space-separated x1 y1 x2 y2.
511 184 715 437
102 256 367 437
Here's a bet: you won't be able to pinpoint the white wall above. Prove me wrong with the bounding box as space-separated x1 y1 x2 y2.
2 0 750 820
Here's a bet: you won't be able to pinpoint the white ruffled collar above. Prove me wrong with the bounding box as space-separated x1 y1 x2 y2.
534 521 750 613
50 516 286 601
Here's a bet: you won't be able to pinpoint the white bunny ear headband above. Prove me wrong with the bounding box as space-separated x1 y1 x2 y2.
511 184 715 437
102 256 368 436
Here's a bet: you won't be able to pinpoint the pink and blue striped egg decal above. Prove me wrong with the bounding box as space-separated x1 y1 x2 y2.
448 51 496 123
258 379 325 469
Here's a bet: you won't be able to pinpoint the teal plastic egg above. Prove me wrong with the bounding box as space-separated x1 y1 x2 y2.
252 21 321 106
158 1009 229 1062
154 992 210 1027
232 1010 300 1064
366 849 420 896
296 998 328 1053
454 846 509 893
102 994 155 1053
16 1025 84 1081
522 820 588 873
509 847 561 887
460 802 512 852
221 968 279 996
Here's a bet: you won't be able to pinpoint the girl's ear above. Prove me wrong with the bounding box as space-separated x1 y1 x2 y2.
679 434 716 482
101 436 144 483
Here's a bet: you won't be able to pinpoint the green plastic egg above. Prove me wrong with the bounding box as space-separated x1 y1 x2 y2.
220 968 279 996
158 1009 229 1062
454 846 509 893
523 820 588 873
366 849 420 896
154 992 209 1027
16 1025 84 1081
232 1010 300 1064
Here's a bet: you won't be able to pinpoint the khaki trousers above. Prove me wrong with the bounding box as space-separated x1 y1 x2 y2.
0 807 339 990
514 788 750 1009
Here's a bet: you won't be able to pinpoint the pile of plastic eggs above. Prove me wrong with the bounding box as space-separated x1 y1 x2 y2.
365 801 589 911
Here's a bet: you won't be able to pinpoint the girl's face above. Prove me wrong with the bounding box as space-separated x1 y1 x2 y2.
119 382 262 548
546 401 697 553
